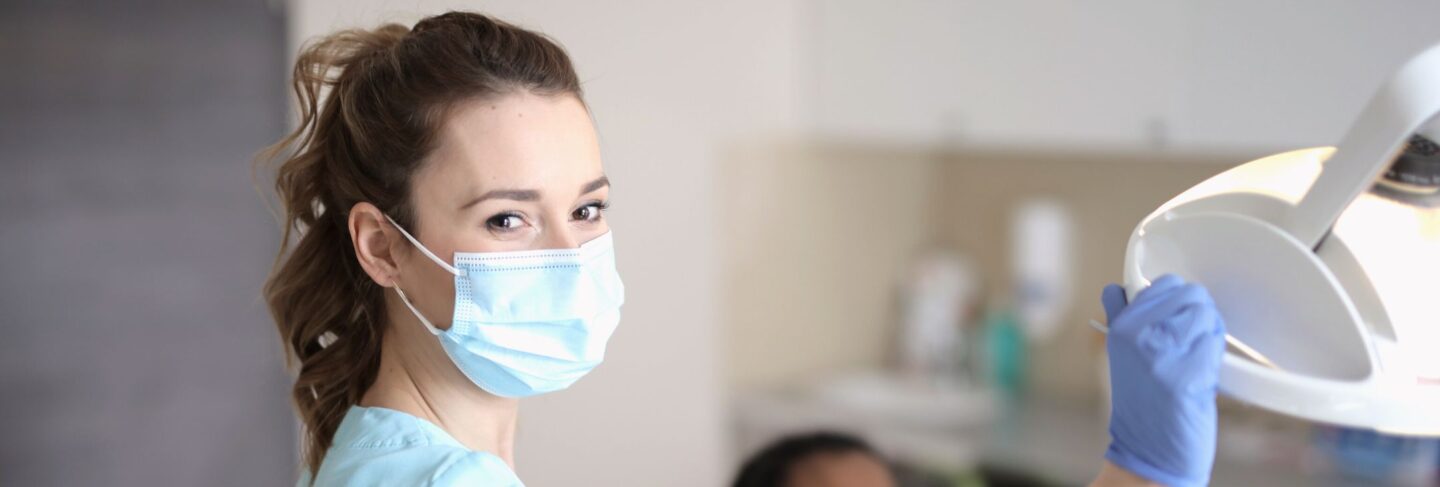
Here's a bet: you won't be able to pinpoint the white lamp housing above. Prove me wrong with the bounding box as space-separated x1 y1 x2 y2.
1124 44 1440 435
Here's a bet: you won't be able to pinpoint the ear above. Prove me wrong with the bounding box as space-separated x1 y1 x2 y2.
349 202 403 288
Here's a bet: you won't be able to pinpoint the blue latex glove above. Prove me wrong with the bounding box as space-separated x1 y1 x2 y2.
1102 274 1226 487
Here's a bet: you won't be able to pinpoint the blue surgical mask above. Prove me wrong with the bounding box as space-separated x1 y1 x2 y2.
384 215 624 398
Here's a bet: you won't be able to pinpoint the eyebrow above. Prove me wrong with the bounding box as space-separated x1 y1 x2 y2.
458 175 610 210
459 189 540 209
580 175 610 195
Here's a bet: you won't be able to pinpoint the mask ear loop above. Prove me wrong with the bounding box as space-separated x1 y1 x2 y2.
392 285 443 336
383 214 464 276
382 213 461 336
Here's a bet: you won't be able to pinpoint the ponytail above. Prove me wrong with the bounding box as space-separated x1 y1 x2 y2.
259 24 407 475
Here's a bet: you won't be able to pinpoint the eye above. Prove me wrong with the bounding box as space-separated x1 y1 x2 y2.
572 202 609 222
486 213 525 232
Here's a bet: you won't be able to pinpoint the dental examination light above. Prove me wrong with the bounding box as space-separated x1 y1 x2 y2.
1122 43 1440 434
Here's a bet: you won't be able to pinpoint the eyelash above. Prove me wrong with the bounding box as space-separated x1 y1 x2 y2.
573 201 610 223
484 201 609 233
486 212 526 232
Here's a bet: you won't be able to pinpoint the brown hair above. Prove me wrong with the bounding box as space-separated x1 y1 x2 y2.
255 11 582 475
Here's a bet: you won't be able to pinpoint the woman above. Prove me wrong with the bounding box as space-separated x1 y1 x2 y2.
258 11 1224 487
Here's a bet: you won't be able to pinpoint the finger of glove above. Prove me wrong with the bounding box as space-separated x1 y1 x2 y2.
1182 300 1227 371
1121 283 1214 351
1135 285 1226 370
1110 276 1188 335
1102 284 1128 323
1159 284 1223 347
1160 303 1226 395
1135 274 1186 303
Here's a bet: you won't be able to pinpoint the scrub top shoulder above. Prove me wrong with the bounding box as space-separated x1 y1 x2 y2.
299 405 523 487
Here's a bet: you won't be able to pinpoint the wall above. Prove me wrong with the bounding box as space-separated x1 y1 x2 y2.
0 2 293 485
721 143 940 392
803 0 1440 150
287 1 804 485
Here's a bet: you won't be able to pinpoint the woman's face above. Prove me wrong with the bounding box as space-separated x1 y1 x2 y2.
396 91 608 329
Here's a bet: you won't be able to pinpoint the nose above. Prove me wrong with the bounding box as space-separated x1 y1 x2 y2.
539 227 581 250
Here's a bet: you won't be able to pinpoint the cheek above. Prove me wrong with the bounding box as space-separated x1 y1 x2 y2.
402 250 459 325
582 215 610 235
592 221 612 241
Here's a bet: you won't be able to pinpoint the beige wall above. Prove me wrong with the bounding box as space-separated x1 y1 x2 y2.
723 142 1256 403
721 143 941 391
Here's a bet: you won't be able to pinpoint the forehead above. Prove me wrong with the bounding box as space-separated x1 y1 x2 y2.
418 92 601 198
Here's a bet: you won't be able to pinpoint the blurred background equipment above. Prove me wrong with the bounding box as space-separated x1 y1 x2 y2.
896 250 976 385
1010 199 1074 343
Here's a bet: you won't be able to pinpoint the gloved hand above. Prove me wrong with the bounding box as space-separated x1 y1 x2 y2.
1102 274 1226 487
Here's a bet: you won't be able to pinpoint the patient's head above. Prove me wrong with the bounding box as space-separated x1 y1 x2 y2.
733 432 896 487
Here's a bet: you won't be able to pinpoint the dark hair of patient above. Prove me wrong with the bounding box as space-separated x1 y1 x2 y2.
732 431 885 487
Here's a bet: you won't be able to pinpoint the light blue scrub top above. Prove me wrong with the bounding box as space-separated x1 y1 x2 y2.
300 406 523 487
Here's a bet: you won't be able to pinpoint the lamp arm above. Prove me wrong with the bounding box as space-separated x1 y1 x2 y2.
1286 43 1440 248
